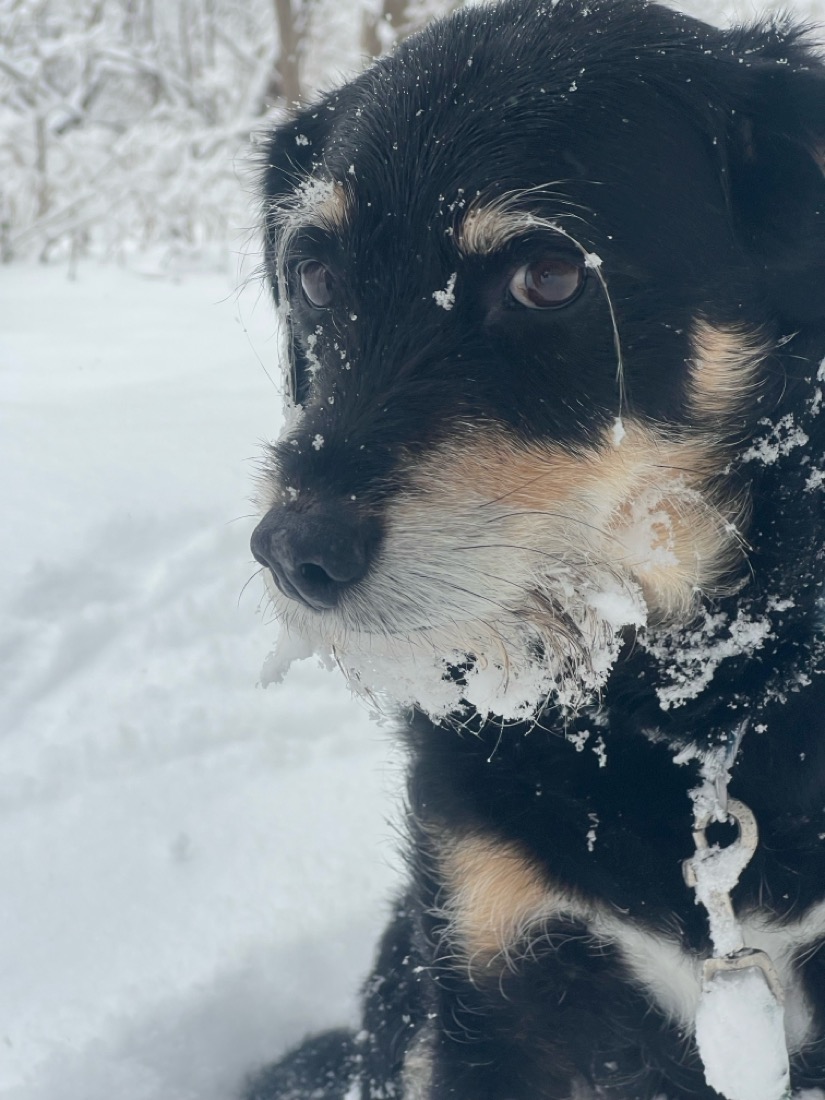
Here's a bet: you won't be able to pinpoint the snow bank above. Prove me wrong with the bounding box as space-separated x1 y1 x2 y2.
0 266 402 1099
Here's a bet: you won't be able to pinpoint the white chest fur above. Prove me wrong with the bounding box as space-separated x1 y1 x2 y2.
442 834 825 1054
593 900 825 1052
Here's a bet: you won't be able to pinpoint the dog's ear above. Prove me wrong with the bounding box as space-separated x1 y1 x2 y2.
724 22 825 323
259 101 338 301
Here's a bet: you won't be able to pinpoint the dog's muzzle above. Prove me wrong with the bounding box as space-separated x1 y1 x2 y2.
251 502 377 611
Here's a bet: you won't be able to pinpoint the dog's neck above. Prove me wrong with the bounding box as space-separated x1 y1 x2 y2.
600 341 825 786
445 344 825 780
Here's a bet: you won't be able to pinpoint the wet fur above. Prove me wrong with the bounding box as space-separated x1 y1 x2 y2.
246 1 825 1097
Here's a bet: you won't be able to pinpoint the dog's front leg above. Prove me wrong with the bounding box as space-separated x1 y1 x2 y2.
416 918 724 1100
356 895 438 1100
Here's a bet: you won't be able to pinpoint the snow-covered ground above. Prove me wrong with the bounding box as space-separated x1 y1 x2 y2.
6 3 825 1096
0 264 404 1100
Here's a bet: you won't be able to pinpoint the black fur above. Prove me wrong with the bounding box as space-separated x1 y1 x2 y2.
247 1 825 1096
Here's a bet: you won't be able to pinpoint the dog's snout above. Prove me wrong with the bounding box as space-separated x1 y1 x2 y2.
251 503 375 610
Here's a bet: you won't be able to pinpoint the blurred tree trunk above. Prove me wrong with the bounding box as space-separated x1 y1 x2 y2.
362 0 463 60
361 0 409 59
262 0 462 109
271 0 302 105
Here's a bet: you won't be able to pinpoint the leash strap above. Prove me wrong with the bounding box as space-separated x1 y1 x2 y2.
683 765 792 1100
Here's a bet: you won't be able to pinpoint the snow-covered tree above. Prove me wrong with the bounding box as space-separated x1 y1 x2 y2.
0 0 459 265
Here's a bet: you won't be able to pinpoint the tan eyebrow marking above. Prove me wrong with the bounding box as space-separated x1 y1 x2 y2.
269 177 351 237
458 203 546 256
456 186 585 256
268 177 353 314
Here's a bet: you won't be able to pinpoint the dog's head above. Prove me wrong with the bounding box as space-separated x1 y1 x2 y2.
252 0 825 721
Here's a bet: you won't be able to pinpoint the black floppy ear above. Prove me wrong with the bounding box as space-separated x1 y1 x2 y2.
725 22 825 324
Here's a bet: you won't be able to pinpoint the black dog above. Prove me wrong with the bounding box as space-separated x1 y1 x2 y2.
248 1 825 1096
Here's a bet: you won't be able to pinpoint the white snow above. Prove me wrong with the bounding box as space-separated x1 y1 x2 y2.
741 414 809 466
586 813 599 852
5 0 825 1094
0 265 402 1100
695 966 791 1100
264 564 648 726
432 272 457 310
643 609 773 711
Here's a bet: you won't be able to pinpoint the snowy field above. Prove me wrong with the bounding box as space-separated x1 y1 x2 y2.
6 2 825 1097
0 264 404 1099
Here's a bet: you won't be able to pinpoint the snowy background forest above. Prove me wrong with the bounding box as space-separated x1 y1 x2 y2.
0 0 823 1097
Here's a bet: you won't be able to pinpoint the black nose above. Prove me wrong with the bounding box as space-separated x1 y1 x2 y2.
250 503 376 611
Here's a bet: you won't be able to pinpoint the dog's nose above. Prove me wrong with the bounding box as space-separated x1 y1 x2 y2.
250 504 375 610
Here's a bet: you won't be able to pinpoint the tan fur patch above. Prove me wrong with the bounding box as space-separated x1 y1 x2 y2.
299 178 350 234
270 177 352 316
270 177 351 241
458 202 540 256
401 1025 435 1100
438 834 823 1047
312 180 350 233
688 319 771 419
405 418 743 623
440 833 558 965
456 187 587 257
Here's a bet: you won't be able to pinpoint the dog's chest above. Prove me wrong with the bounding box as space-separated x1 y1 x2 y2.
439 828 825 1053
593 903 825 1053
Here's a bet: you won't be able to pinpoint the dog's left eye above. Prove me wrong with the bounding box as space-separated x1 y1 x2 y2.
508 258 585 309
298 261 335 309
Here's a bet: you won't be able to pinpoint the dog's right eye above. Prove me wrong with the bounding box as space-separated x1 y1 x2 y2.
508 257 585 310
297 261 335 309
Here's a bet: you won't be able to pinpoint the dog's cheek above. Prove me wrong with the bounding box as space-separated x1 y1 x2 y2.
391 423 741 624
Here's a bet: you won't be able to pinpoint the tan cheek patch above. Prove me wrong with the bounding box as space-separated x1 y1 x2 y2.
419 432 606 510
688 319 771 420
440 833 572 967
400 420 740 623
408 421 718 515
617 493 744 622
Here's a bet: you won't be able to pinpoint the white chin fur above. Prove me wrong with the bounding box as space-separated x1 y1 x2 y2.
262 585 646 723
261 548 648 724
259 422 741 722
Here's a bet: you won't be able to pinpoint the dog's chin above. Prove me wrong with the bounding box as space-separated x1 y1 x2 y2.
262 570 648 724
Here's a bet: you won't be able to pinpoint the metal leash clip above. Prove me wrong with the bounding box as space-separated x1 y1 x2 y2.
683 797 792 1100
683 796 760 953
683 797 759 882
702 948 786 1005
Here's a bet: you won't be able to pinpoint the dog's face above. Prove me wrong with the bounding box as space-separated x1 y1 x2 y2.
252 0 825 719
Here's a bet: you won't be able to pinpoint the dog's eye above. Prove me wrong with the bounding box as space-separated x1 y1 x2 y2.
508 258 584 309
298 261 335 309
